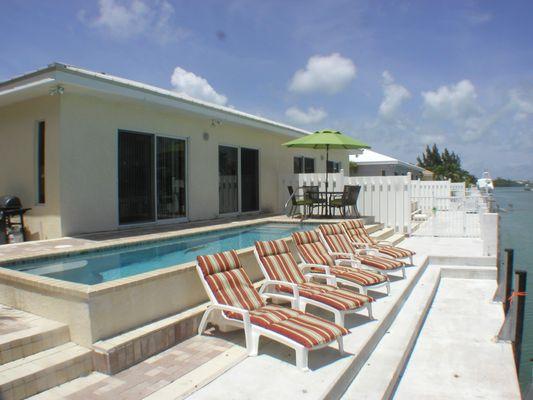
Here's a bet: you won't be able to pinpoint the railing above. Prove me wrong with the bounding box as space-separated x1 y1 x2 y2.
279 172 412 233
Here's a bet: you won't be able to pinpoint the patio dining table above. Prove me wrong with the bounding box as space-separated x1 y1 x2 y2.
309 190 344 217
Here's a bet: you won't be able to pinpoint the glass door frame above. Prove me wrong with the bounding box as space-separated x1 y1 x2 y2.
117 130 190 227
217 143 260 216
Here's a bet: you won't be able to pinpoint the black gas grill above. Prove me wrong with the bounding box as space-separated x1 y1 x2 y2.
0 195 31 244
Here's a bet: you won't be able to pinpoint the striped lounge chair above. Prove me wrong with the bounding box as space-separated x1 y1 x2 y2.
340 220 415 265
254 239 374 326
292 230 390 295
196 250 348 371
318 224 407 279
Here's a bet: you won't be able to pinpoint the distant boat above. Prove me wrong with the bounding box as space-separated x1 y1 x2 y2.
525 183 531 191
477 171 494 194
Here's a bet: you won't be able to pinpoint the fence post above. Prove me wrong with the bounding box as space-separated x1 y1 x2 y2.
513 270 527 372
504 249 514 314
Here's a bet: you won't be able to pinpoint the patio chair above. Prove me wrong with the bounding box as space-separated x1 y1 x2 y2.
196 250 348 371
292 230 390 295
302 185 327 216
340 220 415 265
287 186 313 217
318 224 407 279
254 239 374 326
329 185 359 217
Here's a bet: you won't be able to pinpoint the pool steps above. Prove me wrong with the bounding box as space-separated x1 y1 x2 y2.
0 324 92 400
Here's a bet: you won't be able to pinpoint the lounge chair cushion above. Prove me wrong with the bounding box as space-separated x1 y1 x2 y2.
198 251 266 319
292 231 387 287
255 239 307 284
278 282 371 310
319 224 356 254
292 230 336 267
329 265 388 286
374 245 414 259
357 254 405 271
249 305 349 348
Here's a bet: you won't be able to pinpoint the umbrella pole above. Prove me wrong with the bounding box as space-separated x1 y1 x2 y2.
325 144 329 192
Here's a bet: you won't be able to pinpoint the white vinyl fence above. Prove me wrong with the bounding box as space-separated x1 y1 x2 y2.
279 172 411 233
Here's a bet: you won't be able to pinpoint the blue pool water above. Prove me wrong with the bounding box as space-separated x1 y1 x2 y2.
5 223 317 285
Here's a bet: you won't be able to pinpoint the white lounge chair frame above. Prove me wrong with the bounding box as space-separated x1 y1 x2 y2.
253 249 373 326
196 264 344 371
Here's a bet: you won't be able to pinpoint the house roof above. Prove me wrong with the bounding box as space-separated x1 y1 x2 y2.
0 63 311 138
350 149 425 172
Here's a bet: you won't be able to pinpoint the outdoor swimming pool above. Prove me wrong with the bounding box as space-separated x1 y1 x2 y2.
3 223 317 285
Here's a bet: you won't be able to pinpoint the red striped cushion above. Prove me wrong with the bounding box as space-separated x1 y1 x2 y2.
249 305 349 348
292 230 322 245
255 239 290 257
292 231 335 267
329 265 387 286
278 282 372 310
197 250 242 276
357 254 405 270
319 225 354 254
255 240 307 284
198 251 265 319
341 221 377 245
375 245 414 259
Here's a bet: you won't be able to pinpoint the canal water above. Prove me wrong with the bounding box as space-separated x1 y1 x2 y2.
493 187 532 390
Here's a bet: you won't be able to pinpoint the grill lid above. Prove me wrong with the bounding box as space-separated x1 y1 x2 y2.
0 195 22 210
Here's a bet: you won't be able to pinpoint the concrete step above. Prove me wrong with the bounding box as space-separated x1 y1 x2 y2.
0 342 92 400
385 233 406 246
364 223 384 234
341 264 441 400
0 305 70 365
370 227 395 241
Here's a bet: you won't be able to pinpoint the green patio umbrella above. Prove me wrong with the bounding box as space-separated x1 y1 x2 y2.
283 130 370 191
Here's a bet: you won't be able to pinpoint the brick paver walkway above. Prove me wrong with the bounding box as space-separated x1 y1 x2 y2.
31 332 239 400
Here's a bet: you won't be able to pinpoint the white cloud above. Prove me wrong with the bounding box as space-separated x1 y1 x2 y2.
379 71 411 118
285 106 327 125
418 134 445 145
422 80 480 119
289 53 356 95
170 67 228 105
82 0 186 43
509 90 533 121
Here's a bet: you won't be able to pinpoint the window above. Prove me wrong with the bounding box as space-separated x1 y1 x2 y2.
294 156 315 173
304 157 315 173
327 160 342 173
381 170 386 176
36 121 45 204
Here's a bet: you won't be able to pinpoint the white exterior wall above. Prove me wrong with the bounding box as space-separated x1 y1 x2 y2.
0 96 62 239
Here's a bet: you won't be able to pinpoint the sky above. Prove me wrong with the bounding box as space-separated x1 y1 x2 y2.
1 0 533 179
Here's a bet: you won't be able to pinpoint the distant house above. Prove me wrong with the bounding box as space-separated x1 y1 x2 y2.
0 63 351 240
349 149 425 179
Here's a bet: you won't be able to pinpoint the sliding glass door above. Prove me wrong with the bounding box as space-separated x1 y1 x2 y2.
119 131 187 224
157 137 186 219
241 148 259 212
118 131 155 224
218 146 259 214
218 146 239 214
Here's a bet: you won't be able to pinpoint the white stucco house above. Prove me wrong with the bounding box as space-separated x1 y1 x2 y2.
349 149 427 179
0 63 351 240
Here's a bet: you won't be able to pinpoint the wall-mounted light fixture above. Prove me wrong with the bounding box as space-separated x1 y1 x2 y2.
48 86 65 96
203 132 210 141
